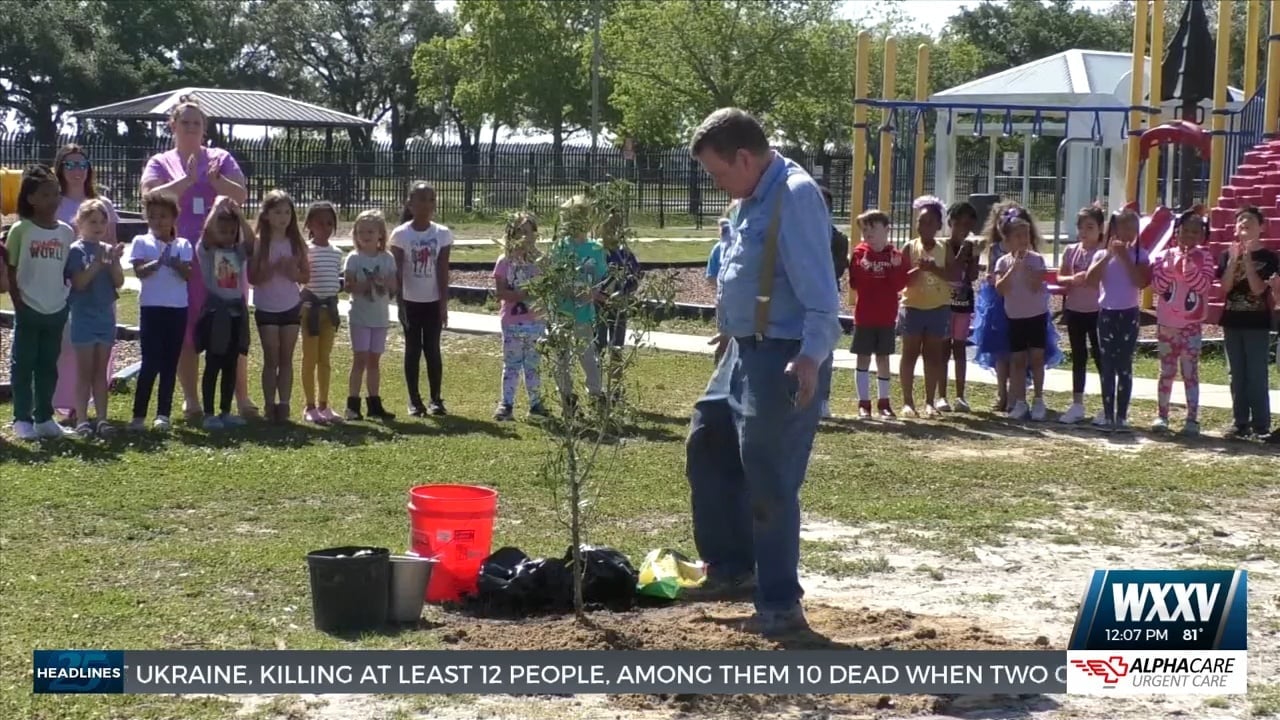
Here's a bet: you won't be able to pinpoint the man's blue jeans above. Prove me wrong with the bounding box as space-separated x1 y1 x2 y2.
686 336 831 613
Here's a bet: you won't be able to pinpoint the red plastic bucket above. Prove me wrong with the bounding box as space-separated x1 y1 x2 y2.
407 485 498 603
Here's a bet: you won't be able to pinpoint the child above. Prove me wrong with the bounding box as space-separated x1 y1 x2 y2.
549 194 606 410
493 212 549 421
899 196 951 417
1085 208 1151 433
343 210 398 421
819 185 850 418
127 191 193 431
250 189 308 423
391 182 452 416
300 201 343 424
1056 206 1106 425
1216 205 1278 440
6 165 75 440
849 210 907 418
195 197 253 430
64 199 125 437
972 203 1064 414
992 209 1051 420
595 208 641 398
1149 209 1214 435
939 201 979 412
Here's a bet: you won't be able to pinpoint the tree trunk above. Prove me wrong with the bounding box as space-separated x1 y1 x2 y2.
568 438 585 622
553 121 565 181
488 122 500 180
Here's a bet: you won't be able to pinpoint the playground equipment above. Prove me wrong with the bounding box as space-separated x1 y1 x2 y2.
851 0 1279 319
1 167 20 215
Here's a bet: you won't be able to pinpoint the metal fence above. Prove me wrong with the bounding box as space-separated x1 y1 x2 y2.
0 132 1056 234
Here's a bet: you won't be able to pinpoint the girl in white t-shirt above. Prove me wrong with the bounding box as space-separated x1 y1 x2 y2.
126 192 193 431
390 182 453 417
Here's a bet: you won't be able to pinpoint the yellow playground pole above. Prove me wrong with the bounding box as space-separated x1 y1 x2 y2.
912 44 930 201
1264 2 1280 137
1143 0 1165 212
1208 1 1233 205
851 31 870 216
1124 0 1149 202
1244 1 1261 95
877 36 897 211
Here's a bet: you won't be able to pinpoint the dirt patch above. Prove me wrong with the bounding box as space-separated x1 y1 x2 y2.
437 601 1042 718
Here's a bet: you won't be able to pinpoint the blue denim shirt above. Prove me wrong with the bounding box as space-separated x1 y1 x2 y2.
715 153 842 362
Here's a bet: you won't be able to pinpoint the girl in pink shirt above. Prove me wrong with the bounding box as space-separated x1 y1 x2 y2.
249 190 309 422
1149 210 1215 434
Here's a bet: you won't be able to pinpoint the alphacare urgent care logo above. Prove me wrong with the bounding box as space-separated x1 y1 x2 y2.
1066 570 1248 696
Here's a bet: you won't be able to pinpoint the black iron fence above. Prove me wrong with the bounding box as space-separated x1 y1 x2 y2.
0 133 1063 235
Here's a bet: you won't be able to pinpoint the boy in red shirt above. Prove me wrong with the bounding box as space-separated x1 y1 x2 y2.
850 210 909 417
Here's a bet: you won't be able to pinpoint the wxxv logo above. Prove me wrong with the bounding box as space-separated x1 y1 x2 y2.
1065 570 1247 696
33 651 125 694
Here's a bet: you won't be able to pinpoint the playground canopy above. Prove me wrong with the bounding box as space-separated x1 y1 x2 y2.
928 50 1243 232
73 88 374 131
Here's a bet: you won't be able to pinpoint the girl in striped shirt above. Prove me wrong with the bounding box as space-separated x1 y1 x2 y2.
300 201 344 424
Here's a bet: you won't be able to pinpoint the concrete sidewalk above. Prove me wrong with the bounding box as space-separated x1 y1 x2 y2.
116 275 1275 412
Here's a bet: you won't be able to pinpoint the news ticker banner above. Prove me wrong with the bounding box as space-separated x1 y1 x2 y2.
36 650 1066 695
1066 569 1248 695
32 568 1251 698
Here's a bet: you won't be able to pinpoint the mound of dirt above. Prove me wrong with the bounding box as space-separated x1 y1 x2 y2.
436 602 1049 718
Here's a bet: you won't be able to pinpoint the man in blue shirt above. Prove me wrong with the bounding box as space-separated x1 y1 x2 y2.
683 108 842 636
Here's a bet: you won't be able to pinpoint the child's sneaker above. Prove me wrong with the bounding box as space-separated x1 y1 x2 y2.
345 397 364 421
953 397 970 413
1091 411 1111 429
1030 398 1047 421
877 399 895 418
1113 418 1133 434
12 421 37 441
128 417 147 432
493 403 514 421
1181 419 1201 437
153 416 171 432
74 422 95 438
1059 402 1086 425
367 396 396 421
35 419 72 438
408 403 427 418
428 400 447 416
901 405 919 418
319 407 343 424
924 403 939 418
220 413 247 428
1007 401 1030 420
858 400 872 418
95 421 116 438
1222 426 1252 441
203 415 225 431
934 398 951 412
1151 416 1170 432
528 403 550 418
303 406 326 425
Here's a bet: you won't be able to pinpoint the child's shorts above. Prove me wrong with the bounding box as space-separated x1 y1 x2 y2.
900 306 950 338
70 315 116 347
1008 313 1049 352
350 325 388 354
255 304 302 327
851 325 895 356
950 312 972 342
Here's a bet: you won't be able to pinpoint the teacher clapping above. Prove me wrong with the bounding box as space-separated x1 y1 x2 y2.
139 95 255 421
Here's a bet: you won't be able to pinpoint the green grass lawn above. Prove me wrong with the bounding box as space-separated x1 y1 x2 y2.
2 317 1278 719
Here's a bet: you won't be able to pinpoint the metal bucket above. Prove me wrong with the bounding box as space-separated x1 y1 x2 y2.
388 554 436 624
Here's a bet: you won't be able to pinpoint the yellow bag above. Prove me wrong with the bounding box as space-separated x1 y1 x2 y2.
636 548 707 600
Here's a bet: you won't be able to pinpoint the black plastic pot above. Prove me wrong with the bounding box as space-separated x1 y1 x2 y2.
306 546 390 634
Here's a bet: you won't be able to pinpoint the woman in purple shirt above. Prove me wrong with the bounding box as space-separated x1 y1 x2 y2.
1085 209 1151 432
51 144 121 424
139 95 252 421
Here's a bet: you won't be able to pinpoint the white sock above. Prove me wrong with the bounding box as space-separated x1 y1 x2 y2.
856 370 871 401
878 376 891 399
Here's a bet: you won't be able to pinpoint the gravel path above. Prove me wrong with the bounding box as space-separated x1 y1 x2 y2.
0 328 142 386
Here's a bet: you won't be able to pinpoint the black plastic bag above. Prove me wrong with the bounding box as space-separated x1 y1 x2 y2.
476 547 572 613
564 545 638 609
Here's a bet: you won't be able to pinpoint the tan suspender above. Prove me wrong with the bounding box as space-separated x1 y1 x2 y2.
753 194 785 340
